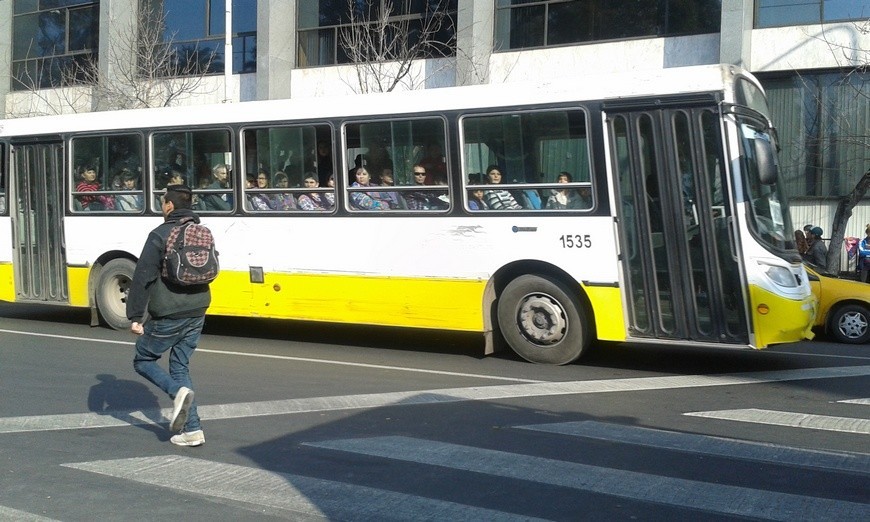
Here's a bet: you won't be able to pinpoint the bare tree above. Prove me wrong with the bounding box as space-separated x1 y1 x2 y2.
338 0 456 93
809 20 870 273
10 3 217 116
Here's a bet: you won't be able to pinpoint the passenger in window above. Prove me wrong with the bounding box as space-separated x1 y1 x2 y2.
76 165 115 211
545 172 585 210
316 141 334 187
349 167 393 210
377 168 406 209
245 174 276 211
483 165 522 210
297 174 334 211
199 164 232 211
420 142 446 185
468 189 489 210
348 154 366 184
268 171 297 210
405 165 447 210
116 170 143 211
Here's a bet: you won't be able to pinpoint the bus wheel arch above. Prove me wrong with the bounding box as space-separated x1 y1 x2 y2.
492 262 594 365
93 254 137 331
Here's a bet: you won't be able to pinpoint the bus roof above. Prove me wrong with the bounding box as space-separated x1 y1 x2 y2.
0 64 747 138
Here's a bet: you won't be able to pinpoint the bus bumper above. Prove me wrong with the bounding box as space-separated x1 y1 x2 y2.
750 285 816 348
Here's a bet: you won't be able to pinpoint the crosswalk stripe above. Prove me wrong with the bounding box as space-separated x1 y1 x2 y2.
62 455 544 521
684 409 870 434
306 436 870 521
839 398 870 405
0 506 60 521
3 365 869 434
516 420 870 475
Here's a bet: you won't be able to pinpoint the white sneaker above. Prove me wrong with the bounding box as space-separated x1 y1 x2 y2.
170 430 205 447
169 387 194 433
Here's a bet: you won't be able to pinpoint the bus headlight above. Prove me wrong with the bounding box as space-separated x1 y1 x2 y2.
758 261 798 288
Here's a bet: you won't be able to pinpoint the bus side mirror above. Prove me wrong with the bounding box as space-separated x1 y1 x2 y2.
755 138 778 185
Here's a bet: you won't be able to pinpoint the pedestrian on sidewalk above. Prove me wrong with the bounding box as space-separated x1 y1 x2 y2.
127 184 211 447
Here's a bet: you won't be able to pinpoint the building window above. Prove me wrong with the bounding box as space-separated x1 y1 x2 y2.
11 0 99 91
495 0 721 51
756 0 870 28
761 71 870 200
146 0 257 75
297 0 457 67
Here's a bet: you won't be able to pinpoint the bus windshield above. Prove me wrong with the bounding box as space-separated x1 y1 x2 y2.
737 115 794 252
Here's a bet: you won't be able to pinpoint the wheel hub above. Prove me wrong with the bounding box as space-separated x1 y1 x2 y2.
837 311 868 339
518 294 567 345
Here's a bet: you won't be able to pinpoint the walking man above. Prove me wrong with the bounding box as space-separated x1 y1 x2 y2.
127 184 211 447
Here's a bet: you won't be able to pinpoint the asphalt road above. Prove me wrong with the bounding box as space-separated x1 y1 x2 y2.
1 303 868 521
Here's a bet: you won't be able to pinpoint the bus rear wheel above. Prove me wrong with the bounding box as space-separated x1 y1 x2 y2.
96 258 136 331
497 274 588 365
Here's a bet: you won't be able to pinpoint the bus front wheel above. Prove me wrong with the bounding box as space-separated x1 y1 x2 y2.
497 274 588 365
96 258 136 331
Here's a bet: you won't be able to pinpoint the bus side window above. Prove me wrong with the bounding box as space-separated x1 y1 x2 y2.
461 109 592 212
344 117 449 213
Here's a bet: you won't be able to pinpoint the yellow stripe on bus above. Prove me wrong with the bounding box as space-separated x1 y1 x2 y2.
0 263 14 302
208 271 489 332
582 284 626 342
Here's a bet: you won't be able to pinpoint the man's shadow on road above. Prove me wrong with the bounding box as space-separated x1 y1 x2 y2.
87 374 169 441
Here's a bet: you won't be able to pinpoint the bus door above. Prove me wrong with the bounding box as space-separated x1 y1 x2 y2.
10 141 68 303
607 106 748 344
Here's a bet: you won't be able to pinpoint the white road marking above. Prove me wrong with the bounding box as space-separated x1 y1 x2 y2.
306 436 870 521
0 506 60 521
0 327 541 383
2 365 870 435
517 420 870 474
840 398 870 405
62 455 546 522
684 409 870 435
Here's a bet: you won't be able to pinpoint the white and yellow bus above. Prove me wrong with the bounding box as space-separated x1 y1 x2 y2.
0 64 815 364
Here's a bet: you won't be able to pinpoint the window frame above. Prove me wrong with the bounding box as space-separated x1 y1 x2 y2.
458 105 595 212
239 122 338 214
11 0 100 91
341 114 452 214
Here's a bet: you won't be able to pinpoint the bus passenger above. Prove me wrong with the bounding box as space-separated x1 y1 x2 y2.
545 172 584 210
377 168 405 209
483 165 522 210
316 140 333 187
297 174 334 211
76 165 115 211
199 164 232 211
405 165 447 210
349 167 393 210
116 169 143 211
468 189 488 210
245 174 275 211
268 171 296 210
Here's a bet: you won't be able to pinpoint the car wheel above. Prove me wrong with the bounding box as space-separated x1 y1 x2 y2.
96 258 136 331
828 303 870 344
497 274 589 365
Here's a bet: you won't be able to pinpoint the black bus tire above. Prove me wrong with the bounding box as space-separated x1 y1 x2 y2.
96 258 136 331
497 274 589 365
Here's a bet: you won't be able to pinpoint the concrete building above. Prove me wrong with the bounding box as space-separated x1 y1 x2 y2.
2 0 869 247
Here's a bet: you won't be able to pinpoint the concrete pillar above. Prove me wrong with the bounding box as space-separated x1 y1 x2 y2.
456 0 494 86
98 0 138 110
0 0 13 117
256 0 296 101
720 0 754 69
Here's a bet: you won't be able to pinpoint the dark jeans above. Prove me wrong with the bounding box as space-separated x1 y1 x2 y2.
133 315 204 432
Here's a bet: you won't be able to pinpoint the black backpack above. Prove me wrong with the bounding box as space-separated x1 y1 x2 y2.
162 217 220 286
